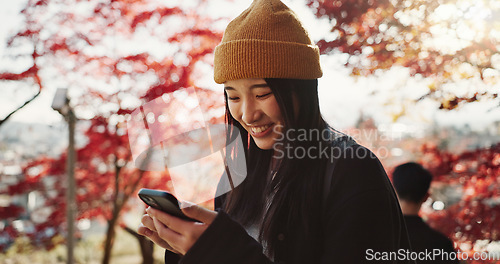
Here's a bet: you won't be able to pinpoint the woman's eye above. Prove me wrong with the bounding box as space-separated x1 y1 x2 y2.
256 92 272 98
228 96 239 101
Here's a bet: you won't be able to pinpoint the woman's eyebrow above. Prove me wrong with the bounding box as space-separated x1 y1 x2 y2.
249 83 269 89
224 83 269 91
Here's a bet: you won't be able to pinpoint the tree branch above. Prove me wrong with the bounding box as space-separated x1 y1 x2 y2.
0 88 41 128
121 224 142 240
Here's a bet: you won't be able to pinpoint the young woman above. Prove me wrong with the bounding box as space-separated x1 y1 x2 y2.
138 0 413 263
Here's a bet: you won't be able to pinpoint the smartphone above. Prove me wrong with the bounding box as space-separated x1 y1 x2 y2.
138 188 196 222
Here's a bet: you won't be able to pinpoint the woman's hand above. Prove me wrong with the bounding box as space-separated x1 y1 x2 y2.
138 210 180 253
137 202 218 255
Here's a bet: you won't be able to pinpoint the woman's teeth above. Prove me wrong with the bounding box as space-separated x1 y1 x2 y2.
251 124 271 134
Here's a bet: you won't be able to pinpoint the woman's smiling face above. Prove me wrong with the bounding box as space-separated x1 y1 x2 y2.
224 78 284 150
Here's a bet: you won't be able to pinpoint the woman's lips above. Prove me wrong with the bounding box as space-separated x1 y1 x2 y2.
249 123 274 137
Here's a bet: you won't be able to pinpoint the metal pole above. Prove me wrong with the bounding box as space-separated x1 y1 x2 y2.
66 108 76 264
50 88 75 264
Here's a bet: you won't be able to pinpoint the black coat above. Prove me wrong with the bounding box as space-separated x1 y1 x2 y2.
165 141 414 263
404 215 459 264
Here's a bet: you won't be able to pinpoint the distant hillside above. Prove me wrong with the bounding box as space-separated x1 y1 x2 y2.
0 121 88 162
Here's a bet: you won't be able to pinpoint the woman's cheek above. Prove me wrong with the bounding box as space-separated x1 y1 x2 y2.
228 103 241 122
265 99 282 121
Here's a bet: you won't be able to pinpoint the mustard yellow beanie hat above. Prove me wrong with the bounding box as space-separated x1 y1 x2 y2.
214 0 323 84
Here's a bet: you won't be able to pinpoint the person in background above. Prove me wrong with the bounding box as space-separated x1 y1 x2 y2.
393 162 459 264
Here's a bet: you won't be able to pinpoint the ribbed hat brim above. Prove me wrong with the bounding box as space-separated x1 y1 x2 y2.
214 39 323 84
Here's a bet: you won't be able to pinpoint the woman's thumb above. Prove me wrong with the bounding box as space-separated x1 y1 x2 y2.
181 201 217 224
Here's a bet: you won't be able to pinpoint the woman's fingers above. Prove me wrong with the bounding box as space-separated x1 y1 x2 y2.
152 217 185 247
139 213 181 254
137 223 153 237
180 201 218 224
146 207 192 234
143 204 218 255
138 222 181 254
141 213 157 232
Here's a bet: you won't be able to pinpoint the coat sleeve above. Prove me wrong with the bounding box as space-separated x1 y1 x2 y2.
178 210 275 264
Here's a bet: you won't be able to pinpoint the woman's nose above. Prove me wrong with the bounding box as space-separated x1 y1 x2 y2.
241 99 260 125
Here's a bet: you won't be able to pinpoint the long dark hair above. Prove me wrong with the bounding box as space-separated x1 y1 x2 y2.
222 78 332 261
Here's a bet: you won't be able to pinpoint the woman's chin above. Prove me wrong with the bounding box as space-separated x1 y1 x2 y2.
253 139 274 150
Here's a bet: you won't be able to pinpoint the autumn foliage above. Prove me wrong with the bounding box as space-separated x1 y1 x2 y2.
307 0 500 109
1 0 224 262
419 143 500 262
3 116 170 250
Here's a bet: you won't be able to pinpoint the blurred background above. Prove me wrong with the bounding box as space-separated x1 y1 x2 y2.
0 0 499 263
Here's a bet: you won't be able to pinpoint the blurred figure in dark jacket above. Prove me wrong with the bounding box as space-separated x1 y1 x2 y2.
393 162 459 264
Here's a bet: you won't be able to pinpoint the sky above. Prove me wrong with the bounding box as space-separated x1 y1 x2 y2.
0 0 499 132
